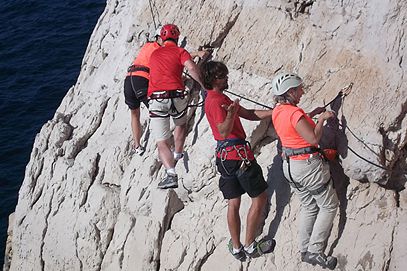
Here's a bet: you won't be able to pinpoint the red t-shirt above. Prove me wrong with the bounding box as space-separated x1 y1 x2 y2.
205 90 254 160
147 41 191 96
128 41 161 79
272 103 316 159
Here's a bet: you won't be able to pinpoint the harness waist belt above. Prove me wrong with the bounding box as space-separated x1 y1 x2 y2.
216 138 252 165
282 146 320 158
149 90 186 99
283 145 330 194
127 65 150 73
216 138 248 152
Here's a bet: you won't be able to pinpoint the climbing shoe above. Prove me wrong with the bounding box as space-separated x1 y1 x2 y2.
157 173 178 189
303 252 337 270
228 239 246 262
244 237 276 258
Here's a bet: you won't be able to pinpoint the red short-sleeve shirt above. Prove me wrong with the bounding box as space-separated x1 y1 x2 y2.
128 41 161 79
147 42 191 95
205 90 254 160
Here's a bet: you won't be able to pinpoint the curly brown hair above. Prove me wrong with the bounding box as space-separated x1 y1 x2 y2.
201 61 228 89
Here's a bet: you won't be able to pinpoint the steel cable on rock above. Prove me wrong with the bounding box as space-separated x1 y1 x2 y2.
326 84 407 174
224 82 405 174
148 0 162 29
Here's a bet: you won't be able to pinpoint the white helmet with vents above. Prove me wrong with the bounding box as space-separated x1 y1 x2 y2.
272 73 303 96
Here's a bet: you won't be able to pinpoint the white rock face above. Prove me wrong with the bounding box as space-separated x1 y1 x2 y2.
6 0 407 270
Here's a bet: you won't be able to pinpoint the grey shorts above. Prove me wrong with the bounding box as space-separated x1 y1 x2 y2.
149 95 188 141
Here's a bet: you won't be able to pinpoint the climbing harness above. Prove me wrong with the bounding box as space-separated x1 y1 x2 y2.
127 64 150 100
149 90 188 119
149 90 186 100
282 146 332 194
216 138 252 176
127 64 150 74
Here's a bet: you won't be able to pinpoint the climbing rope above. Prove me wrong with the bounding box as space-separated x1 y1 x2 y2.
143 0 403 176
148 0 161 29
326 83 406 174
182 71 206 108
323 82 353 108
346 146 390 171
182 46 215 108
184 65 274 109
224 90 273 109
223 81 403 174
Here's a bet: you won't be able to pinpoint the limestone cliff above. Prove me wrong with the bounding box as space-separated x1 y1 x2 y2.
5 0 407 270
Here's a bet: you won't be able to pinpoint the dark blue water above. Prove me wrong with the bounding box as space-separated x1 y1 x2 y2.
0 0 105 266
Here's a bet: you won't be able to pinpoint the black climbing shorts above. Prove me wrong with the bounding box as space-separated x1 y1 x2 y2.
216 158 268 200
123 75 149 110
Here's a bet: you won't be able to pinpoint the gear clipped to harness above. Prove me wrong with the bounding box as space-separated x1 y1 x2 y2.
282 146 334 194
216 139 253 175
322 148 337 161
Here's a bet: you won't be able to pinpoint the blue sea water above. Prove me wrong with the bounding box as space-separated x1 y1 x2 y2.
0 0 105 266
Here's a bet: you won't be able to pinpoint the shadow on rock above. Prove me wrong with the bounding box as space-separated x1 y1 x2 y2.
320 97 351 255
327 158 350 255
265 150 292 239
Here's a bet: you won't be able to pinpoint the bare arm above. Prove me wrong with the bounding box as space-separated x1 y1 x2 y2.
238 106 273 121
295 111 335 145
190 50 210 60
184 59 203 88
308 106 326 118
217 99 239 138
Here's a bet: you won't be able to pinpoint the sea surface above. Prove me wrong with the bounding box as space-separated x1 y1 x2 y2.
0 0 105 266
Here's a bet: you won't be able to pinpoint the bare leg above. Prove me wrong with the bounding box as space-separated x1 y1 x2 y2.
157 139 175 170
130 108 142 147
245 191 267 246
227 197 242 249
173 124 186 154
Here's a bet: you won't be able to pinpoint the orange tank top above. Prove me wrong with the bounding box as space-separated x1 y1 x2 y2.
127 41 161 79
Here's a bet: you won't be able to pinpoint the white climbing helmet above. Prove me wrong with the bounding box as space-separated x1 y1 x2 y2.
271 72 303 96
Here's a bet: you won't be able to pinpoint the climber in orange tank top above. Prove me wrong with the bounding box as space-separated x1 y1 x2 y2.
123 28 162 156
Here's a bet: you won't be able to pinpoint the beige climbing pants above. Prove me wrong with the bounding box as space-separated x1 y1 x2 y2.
149 96 188 141
282 155 339 254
